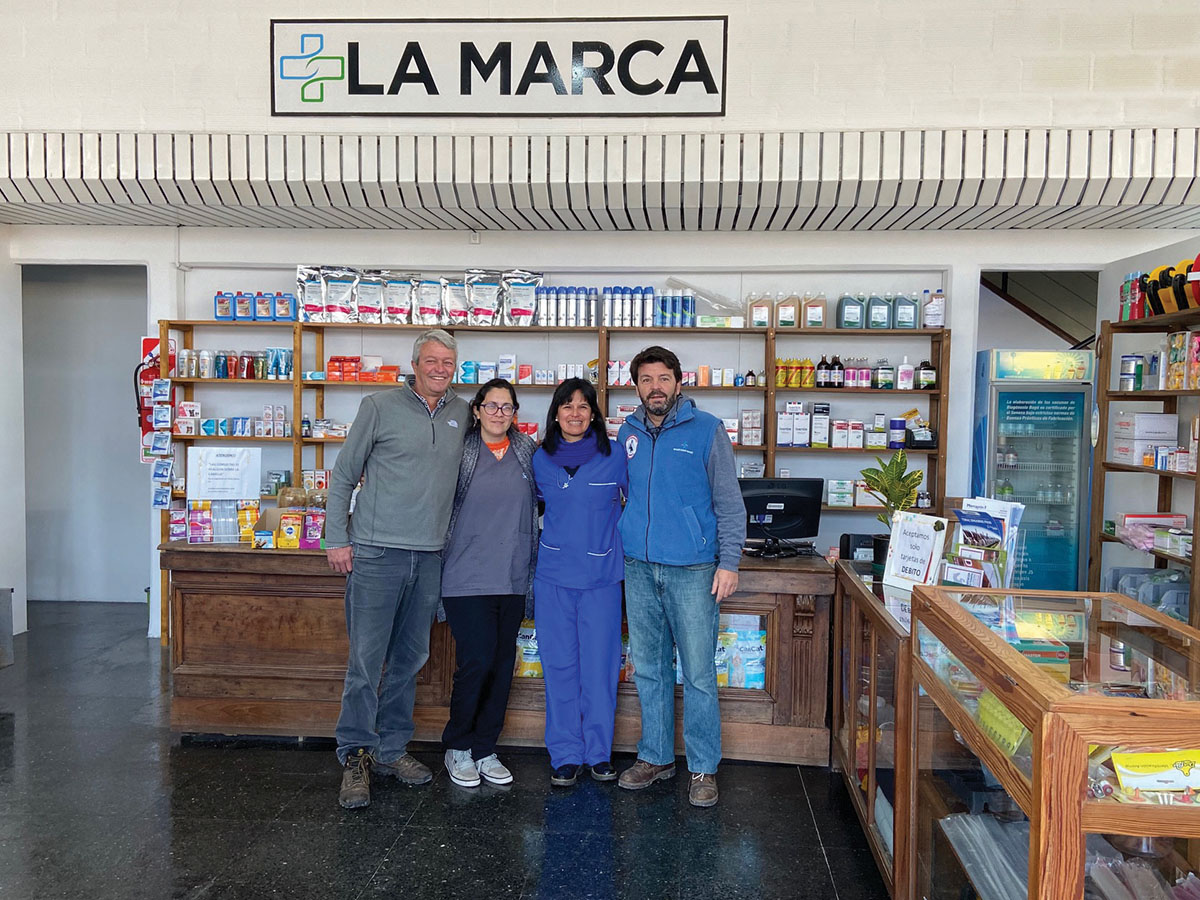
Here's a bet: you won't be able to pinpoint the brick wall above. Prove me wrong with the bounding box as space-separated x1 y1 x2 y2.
5 1 1199 134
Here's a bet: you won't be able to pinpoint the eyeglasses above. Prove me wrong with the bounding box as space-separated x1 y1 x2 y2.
481 402 515 415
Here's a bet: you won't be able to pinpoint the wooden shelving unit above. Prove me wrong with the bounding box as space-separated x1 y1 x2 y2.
156 317 951 639
1087 308 1200 630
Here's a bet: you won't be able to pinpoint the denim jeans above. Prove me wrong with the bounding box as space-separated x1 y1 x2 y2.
334 544 441 765
623 557 721 774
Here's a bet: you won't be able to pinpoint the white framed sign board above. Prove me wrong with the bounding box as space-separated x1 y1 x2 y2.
186 447 262 501
882 512 949 591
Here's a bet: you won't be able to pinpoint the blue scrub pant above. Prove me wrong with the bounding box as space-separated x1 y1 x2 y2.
533 579 623 769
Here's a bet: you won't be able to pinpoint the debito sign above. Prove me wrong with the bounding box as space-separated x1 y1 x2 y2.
271 17 727 117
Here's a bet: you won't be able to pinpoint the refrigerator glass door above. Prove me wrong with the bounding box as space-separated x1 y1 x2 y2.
991 387 1088 591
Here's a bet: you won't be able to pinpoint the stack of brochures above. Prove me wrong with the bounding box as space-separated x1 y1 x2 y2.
942 498 1025 589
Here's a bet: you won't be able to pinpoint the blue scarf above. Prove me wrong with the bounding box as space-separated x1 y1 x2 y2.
546 433 600 469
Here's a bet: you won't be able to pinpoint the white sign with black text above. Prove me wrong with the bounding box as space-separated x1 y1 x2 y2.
882 512 948 591
271 17 727 116
187 447 262 501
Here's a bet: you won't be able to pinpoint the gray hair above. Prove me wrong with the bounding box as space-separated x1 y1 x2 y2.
412 329 457 363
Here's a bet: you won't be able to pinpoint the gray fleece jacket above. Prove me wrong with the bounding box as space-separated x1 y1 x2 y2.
325 380 469 550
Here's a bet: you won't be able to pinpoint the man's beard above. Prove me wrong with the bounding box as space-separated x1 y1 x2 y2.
643 392 676 416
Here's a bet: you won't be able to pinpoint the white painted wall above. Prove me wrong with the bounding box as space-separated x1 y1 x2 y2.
4 1 1200 134
22 266 151 605
4 225 1199 636
976 285 1070 353
0 235 26 634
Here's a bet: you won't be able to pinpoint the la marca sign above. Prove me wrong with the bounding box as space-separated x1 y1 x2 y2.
271 17 727 117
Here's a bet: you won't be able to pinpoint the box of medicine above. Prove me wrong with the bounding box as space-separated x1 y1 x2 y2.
785 401 804 414
794 412 811 446
866 430 888 449
498 354 517 381
811 414 830 448
831 420 850 448
1112 412 1178 440
848 421 865 449
776 412 794 446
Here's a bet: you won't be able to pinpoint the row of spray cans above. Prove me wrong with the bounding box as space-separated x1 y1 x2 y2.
534 286 698 328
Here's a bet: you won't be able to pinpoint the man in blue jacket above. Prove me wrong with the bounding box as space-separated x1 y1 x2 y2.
616 346 746 808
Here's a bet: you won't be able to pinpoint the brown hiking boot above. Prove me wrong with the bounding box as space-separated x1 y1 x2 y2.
374 753 433 785
617 759 676 790
689 773 718 808
338 748 372 809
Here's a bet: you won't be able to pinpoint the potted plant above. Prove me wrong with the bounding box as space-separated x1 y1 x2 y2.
859 449 924 572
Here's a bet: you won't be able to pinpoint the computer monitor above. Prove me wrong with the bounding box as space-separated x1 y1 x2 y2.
739 477 824 558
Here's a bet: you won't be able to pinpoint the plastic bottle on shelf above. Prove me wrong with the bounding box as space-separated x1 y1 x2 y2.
745 369 757 387
873 358 895 390
923 288 946 328
775 291 799 329
866 292 893 329
897 357 915 391
803 291 827 329
893 292 920 329
917 359 938 390
857 359 872 388
845 359 859 389
747 291 771 329
997 479 1014 500
836 291 864 329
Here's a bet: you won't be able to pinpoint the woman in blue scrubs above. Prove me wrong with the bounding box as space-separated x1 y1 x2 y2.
532 378 627 786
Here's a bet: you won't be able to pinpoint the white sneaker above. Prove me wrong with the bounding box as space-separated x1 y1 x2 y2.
445 749 481 788
475 753 513 785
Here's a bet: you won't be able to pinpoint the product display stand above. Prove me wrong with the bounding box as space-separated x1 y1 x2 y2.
1087 310 1200 629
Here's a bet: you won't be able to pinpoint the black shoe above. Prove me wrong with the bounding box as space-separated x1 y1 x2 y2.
590 761 617 782
550 764 582 787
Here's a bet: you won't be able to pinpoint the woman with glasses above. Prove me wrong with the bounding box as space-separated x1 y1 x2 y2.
532 377 628 787
439 378 539 789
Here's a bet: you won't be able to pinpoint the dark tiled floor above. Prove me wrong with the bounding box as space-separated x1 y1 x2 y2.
0 602 887 899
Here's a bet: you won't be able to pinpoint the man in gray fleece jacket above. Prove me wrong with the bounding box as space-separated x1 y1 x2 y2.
326 329 469 810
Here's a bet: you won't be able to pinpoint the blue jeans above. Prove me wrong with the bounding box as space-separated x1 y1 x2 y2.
623 557 721 774
335 544 441 765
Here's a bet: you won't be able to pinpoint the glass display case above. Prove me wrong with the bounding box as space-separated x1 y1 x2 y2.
912 583 1200 900
833 560 916 899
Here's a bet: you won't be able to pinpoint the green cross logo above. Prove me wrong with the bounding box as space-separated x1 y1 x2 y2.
278 33 345 103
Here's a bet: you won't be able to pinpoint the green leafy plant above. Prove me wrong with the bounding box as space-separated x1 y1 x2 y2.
859 449 924 528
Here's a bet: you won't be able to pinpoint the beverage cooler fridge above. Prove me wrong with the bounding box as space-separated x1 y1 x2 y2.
971 349 1094 591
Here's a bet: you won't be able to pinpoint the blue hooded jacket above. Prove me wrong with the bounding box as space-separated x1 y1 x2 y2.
617 396 746 571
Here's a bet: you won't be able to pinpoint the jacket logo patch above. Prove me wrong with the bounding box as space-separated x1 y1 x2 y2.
672 447 694 455
625 435 638 458
447 419 459 428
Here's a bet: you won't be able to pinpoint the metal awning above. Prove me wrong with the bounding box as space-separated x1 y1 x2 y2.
3 128 1198 230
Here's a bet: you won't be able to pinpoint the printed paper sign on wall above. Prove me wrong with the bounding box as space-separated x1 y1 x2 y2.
271 18 727 117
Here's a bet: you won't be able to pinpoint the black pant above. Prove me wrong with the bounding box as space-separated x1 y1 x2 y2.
441 593 525 759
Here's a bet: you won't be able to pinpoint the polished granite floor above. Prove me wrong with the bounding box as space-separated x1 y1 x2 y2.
0 602 887 900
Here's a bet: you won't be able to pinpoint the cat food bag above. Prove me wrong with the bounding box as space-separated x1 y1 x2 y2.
355 270 384 324
322 267 359 324
297 266 326 323
441 278 470 327
413 280 443 326
465 269 503 327
501 269 542 327
382 273 416 325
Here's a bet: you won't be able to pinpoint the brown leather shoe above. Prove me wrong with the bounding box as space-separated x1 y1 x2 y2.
689 773 718 808
617 759 676 790
338 748 372 809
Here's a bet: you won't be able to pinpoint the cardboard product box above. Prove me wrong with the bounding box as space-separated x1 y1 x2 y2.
776 412 794 447
811 414 830 448
272 421 285 438
1112 412 1178 441
866 430 888 449
697 365 711 387
1117 512 1188 529
498 353 517 381
711 368 724 387
831 420 850 448
848 421 865 449
174 417 198 436
744 427 762 446
785 401 804 414
617 404 638 419
722 418 740 444
827 491 854 508
1111 438 1171 465
723 367 735 387
794 412 811 447
518 364 533 385
854 481 884 507
605 418 622 440
619 361 632 386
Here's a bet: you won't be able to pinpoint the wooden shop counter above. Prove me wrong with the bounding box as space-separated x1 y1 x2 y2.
159 543 834 765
